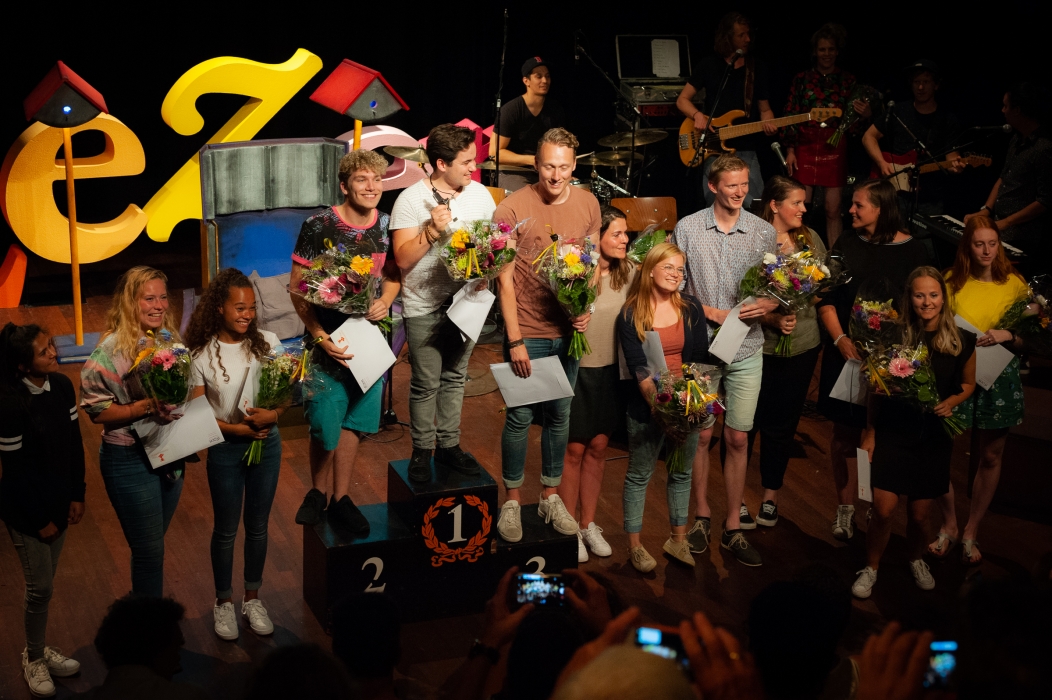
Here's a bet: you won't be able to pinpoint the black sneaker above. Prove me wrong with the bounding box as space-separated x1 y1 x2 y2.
408 447 432 483
738 504 757 530
687 517 710 554
756 501 779 527
721 528 762 567
329 495 370 536
434 445 481 476
294 488 326 526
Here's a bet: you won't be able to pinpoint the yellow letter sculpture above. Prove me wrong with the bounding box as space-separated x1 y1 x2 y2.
143 49 323 241
0 114 146 264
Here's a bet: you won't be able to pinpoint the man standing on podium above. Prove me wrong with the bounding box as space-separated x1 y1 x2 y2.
391 124 497 483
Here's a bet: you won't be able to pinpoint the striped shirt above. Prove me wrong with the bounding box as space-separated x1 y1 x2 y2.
80 334 139 445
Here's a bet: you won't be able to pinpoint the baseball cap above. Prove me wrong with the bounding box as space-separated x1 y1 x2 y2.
521 56 548 77
908 59 941 80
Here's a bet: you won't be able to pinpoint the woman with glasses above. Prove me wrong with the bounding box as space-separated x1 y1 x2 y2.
560 205 636 563
617 243 711 573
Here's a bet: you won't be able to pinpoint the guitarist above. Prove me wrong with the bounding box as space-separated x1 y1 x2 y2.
862 60 963 214
675 12 775 209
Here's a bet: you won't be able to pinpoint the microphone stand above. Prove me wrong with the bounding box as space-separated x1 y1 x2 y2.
491 9 509 188
686 51 739 173
888 104 940 223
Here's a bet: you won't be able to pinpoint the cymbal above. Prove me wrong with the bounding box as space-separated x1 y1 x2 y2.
596 151 643 166
576 154 614 166
597 129 668 148
383 146 429 163
476 161 534 172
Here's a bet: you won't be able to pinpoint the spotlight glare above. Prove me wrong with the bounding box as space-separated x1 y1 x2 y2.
62 105 72 114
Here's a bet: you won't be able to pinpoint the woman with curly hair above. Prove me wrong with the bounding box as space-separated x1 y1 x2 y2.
185 269 284 641
80 266 183 597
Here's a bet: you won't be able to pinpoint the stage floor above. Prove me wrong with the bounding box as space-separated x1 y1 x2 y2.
2 294 1050 698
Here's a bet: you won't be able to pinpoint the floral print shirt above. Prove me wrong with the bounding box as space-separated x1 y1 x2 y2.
781 67 859 145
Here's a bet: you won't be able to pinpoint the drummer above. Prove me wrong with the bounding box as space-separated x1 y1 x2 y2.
491 56 566 191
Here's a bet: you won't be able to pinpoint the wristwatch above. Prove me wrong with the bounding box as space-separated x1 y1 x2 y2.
468 639 500 664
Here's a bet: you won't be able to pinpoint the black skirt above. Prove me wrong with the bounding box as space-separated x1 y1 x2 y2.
568 364 629 442
871 401 952 500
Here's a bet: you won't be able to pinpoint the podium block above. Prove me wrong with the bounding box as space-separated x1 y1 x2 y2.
495 508 579 575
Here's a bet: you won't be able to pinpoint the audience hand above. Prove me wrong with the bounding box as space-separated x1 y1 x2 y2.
553 607 640 691
562 569 612 636
68 502 85 526
856 622 934 700
479 567 534 649
680 611 765 700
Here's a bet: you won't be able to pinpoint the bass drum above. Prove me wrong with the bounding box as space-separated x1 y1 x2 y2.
570 179 613 206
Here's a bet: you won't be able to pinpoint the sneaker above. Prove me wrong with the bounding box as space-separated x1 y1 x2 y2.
22 650 55 698
629 546 657 573
408 447 432 482
663 537 695 567
329 495 370 535
214 602 239 640
434 445 481 476
242 599 275 635
294 488 326 526
721 529 762 567
910 559 936 591
756 501 779 527
581 522 612 557
41 647 79 677
832 505 855 541
576 531 589 563
687 518 710 554
852 567 878 598
537 494 578 535
738 504 756 530
497 500 522 542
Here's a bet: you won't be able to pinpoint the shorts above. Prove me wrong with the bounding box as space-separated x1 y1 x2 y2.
708 350 763 432
304 361 382 451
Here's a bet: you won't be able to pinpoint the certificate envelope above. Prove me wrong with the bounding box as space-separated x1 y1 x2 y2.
448 282 496 343
856 448 873 501
133 395 224 469
708 297 754 364
329 316 397 393
618 330 667 380
829 359 868 406
954 315 1013 391
491 356 575 408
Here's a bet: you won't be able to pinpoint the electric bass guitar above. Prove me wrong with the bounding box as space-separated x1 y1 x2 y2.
678 108 841 167
871 152 992 192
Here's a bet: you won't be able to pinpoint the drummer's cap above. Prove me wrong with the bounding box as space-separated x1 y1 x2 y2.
521 56 548 77
908 59 941 82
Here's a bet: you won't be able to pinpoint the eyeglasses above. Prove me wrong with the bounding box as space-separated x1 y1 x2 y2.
658 264 687 277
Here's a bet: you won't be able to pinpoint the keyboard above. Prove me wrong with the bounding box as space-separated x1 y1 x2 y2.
910 213 1026 258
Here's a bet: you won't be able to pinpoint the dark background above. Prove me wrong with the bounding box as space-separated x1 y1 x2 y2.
2 2 1045 301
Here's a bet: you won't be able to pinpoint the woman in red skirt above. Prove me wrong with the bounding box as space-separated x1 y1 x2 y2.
783 23 872 247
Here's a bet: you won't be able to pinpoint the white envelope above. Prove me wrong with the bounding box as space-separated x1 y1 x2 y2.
133 395 224 469
954 315 1014 391
830 359 868 406
708 297 754 364
448 282 496 343
491 356 575 408
618 330 667 380
328 316 397 393
856 448 873 501
236 364 257 419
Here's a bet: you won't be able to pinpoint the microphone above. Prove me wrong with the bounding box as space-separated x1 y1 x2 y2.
574 31 580 63
771 142 788 171
886 100 896 111
972 124 1012 133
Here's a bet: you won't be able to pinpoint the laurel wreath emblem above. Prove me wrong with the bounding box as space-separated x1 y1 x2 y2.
421 495 492 567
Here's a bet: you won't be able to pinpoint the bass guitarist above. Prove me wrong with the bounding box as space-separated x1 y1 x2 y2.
675 12 776 208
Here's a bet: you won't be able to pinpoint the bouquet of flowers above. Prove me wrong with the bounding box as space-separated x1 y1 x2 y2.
626 226 667 264
995 274 1051 356
739 246 848 356
129 329 192 409
533 229 599 360
243 349 302 465
861 342 965 436
439 219 520 281
826 84 881 147
293 240 385 316
651 364 723 473
849 297 900 358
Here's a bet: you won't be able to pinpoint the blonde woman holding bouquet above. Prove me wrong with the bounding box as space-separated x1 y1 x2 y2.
185 269 285 641
80 266 184 597
928 216 1028 566
617 243 711 573
852 267 976 599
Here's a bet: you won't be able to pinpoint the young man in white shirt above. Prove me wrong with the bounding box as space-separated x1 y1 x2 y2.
391 124 496 483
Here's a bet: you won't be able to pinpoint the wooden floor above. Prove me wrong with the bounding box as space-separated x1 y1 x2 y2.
2 294 1051 699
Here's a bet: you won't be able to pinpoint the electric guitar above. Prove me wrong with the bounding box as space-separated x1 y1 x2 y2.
871 152 992 192
678 108 841 167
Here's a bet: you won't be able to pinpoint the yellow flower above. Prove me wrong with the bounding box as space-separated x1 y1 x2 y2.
563 252 580 266
803 265 825 281
567 263 585 276
451 230 470 250
133 348 153 368
351 256 374 276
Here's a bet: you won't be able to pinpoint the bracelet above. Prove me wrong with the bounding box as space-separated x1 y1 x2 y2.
833 333 847 347
507 338 525 349
312 335 329 346
141 401 153 417
980 205 991 212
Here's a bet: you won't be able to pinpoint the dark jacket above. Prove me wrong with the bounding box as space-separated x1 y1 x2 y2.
617 295 710 423
0 372 86 538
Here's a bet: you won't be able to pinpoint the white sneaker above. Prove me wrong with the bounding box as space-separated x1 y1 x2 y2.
910 559 935 591
41 647 79 677
581 522 612 557
852 566 878 599
22 650 55 698
214 601 239 640
242 599 274 635
497 500 522 542
576 531 589 562
833 505 855 541
538 494 578 535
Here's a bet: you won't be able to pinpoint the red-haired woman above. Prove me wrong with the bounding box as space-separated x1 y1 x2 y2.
928 216 1028 566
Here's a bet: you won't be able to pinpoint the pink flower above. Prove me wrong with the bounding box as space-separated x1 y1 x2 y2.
491 235 508 251
370 253 386 277
888 357 915 378
656 392 672 404
153 349 176 370
317 277 343 304
868 315 882 330
791 277 802 290
298 280 308 293
497 221 511 233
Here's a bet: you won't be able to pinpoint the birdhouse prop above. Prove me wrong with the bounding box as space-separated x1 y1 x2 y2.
310 59 408 149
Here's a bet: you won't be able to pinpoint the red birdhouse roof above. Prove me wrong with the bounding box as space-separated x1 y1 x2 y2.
23 61 108 122
309 59 409 115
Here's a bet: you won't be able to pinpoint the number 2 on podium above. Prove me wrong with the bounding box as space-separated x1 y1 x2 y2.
362 557 386 593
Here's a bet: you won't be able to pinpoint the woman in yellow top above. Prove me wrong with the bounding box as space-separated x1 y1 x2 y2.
929 215 1028 566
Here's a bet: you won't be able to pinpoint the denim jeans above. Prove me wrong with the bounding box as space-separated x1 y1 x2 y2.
623 414 698 533
404 307 475 450
701 150 765 210
206 430 281 599
501 337 580 489
99 442 183 597
7 527 66 660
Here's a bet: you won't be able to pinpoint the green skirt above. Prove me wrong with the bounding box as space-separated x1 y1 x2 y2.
952 356 1025 430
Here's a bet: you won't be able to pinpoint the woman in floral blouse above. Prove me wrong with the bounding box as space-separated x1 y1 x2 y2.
783 23 871 247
